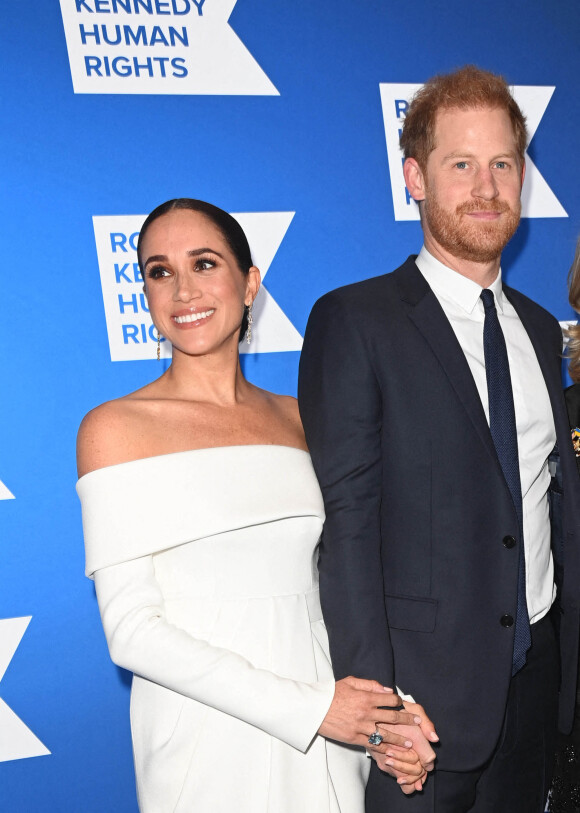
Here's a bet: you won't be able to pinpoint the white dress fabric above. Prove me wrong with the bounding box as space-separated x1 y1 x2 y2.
77 445 368 813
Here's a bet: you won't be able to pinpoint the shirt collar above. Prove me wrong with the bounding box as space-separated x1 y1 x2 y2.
415 246 504 315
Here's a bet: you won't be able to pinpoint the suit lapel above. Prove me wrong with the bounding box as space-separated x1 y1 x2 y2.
395 259 501 471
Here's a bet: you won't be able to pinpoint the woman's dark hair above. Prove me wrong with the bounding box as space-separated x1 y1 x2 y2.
137 198 254 341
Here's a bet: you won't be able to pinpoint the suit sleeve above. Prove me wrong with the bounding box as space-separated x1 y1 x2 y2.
93 555 334 753
298 293 395 687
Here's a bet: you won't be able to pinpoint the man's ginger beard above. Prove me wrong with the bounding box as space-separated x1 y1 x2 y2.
421 180 522 264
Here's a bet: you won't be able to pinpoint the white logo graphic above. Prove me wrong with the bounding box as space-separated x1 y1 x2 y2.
0 618 50 762
92 211 302 361
59 0 278 95
379 83 567 221
0 481 14 500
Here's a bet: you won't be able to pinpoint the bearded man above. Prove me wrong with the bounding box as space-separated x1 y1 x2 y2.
298 66 580 813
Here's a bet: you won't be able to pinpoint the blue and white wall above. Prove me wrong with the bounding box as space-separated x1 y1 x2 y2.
1 1 578 809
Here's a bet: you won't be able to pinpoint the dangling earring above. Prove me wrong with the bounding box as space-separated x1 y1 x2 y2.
157 330 161 361
246 303 253 345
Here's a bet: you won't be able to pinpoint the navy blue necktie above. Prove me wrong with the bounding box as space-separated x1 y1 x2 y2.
480 288 530 675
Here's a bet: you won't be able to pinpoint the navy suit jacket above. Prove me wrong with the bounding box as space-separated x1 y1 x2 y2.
298 256 580 773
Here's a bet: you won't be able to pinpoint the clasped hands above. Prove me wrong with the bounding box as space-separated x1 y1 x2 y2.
318 677 438 794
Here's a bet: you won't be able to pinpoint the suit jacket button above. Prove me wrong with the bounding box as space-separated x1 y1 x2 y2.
500 614 514 627
502 535 516 548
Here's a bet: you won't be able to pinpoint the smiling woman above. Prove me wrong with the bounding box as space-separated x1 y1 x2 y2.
137 198 260 348
75 199 433 813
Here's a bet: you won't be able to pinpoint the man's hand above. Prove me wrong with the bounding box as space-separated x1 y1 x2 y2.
376 700 438 792
377 722 436 771
402 699 439 748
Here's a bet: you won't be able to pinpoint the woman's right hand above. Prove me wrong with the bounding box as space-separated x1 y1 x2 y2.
318 677 419 752
318 677 433 789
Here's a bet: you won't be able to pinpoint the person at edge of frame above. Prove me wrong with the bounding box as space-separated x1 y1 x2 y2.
550 236 580 813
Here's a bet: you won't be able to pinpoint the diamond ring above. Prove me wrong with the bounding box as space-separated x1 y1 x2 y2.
368 729 383 746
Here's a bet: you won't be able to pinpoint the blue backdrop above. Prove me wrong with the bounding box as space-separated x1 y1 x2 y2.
1 1 579 809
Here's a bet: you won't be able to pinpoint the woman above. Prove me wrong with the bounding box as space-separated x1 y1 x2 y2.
551 238 580 813
76 199 435 812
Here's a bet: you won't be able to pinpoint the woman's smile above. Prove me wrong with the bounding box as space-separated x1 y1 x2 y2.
172 308 216 328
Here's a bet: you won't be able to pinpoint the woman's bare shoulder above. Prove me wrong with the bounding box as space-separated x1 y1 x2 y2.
76 397 153 478
256 390 307 450
269 392 301 420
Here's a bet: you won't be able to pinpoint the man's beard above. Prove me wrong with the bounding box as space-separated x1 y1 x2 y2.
423 194 521 264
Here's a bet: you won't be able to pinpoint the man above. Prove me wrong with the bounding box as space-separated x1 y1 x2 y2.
298 66 580 812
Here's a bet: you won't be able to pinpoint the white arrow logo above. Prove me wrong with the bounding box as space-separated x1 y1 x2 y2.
59 0 278 95
93 210 301 361
0 618 50 762
234 212 302 355
0 481 14 500
379 83 567 221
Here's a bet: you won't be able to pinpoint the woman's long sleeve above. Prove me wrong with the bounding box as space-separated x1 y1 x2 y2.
94 554 334 754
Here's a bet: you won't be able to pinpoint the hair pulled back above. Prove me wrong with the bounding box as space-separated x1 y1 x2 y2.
138 198 254 341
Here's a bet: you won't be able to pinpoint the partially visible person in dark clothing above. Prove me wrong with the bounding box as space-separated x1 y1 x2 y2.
551 236 580 813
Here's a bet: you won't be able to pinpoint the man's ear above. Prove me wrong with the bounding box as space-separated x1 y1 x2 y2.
403 158 426 202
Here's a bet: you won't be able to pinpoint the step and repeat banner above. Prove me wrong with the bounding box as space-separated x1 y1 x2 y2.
1 1 579 809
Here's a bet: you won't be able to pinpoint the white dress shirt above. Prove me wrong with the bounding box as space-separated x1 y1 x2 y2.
416 247 556 623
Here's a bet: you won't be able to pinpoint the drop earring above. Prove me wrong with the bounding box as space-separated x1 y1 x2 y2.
246 304 253 345
157 330 161 361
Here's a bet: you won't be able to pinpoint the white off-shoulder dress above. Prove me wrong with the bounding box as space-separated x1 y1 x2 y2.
77 445 368 813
